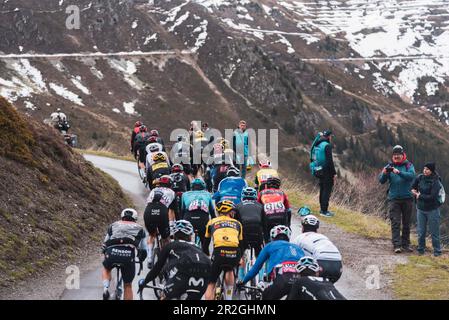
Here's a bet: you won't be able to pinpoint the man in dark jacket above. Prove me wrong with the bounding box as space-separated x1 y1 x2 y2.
379 145 415 253
411 162 443 256
310 130 337 217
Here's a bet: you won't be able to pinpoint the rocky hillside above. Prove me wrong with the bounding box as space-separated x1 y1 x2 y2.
0 0 447 186
0 97 131 289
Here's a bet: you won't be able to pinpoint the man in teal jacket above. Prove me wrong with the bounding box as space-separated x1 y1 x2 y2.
379 145 415 253
233 120 250 179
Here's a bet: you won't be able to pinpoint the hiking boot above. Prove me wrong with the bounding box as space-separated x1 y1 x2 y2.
394 247 402 254
320 210 335 218
402 246 414 253
418 250 425 256
434 252 442 257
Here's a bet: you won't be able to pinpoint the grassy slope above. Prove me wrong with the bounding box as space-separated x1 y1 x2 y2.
284 183 449 300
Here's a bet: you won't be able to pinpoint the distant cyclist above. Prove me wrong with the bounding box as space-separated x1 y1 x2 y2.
181 178 215 251
171 134 194 179
102 208 147 300
258 177 291 242
134 125 150 174
143 176 176 268
235 187 265 280
255 159 279 191
150 129 165 149
147 152 171 189
292 215 342 283
130 121 143 155
170 164 191 220
237 225 304 300
210 138 233 192
146 136 170 168
138 220 211 300
204 200 243 300
287 256 346 300
213 166 247 205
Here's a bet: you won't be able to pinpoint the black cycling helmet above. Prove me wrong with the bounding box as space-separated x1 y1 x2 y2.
139 125 147 133
227 166 240 177
151 190 164 203
266 176 281 189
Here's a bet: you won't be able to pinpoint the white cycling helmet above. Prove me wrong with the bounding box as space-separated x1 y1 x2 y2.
302 215 320 228
121 208 138 221
270 225 292 241
174 220 194 236
296 256 320 274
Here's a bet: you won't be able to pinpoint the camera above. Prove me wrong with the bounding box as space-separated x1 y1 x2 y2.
385 165 394 173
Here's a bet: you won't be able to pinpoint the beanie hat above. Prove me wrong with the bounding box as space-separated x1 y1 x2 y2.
424 162 436 173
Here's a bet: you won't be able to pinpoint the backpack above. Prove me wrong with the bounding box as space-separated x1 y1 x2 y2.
310 139 329 178
438 180 446 205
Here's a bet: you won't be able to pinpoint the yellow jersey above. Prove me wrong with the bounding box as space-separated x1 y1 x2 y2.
205 215 243 248
255 168 279 188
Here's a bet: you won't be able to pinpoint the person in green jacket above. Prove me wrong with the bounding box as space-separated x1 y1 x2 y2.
379 145 416 254
233 120 250 179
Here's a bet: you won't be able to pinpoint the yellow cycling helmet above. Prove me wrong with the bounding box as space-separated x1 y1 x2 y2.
217 137 230 149
215 200 236 215
152 152 167 162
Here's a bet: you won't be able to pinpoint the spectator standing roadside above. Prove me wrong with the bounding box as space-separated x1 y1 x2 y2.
233 120 250 179
379 145 415 253
411 162 444 257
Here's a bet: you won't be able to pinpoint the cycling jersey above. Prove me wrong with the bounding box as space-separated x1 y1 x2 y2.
211 164 230 192
292 232 342 261
181 190 214 216
142 240 211 300
235 200 264 225
258 188 290 217
103 220 147 249
255 168 279 190
146 162 171 187
213 177 247 205
205 216 243 249
242 240 304 284
170 172 190 194
287 276 346 300
146 187 176 209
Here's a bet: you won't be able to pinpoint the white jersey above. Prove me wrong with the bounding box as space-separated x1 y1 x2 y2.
146 150 169 168
145 187 175 209
50 112 67 122
292 232 342 261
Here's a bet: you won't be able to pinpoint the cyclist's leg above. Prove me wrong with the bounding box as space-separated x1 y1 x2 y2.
122 259 136 300
223 248 240 300
205 252 221 300
159 209 171 248
144 206 158 263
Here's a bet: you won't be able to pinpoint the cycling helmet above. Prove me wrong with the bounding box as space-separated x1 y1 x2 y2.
121 208 138 221
174 220 194 236
139 125 147 133
150 129 159 137
172 164 184 173
298 206 312 217
151 190 164 203
227 166 240 177
270 225 292 241
148 136 158 144
154 175 172 188
266 176 281 189
241 187 258 201
296 256 320 274
302 215 320 228
148 143 160 153
152 152 167 162
134 121 143 128
217 137 230 149
191 178 206 191
216 200 236 215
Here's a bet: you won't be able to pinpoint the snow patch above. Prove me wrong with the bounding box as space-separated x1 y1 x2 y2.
49 83 84 106
71 76 91 95
123 101 136 114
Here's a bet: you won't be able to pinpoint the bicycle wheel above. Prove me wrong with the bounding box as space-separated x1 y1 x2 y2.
115 268 123 300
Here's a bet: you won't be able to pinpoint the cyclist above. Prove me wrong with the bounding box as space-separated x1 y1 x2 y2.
130 121 142 155
102 208 147 300
138 220 211 300
213 166 247 205
144 176 177 268
171 134 194 179
146 136 170 168
181 178 215 251
287 256 346 300
134 125 150 174
258 177 292 242
235 187 265 280
204 200 243 300
237 225 304 300
170 164 191 220
147 152 171 189
255 159 279 191
150 129 165 148
292 215 342 283
210 138 233 192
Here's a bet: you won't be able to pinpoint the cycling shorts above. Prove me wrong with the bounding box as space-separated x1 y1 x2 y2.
241 223 264 255
263 273 301 300
103 246 136 284
209 247 241 284
184 210 210 237
164 273 208 300
317 259 343 283
144 203 170 239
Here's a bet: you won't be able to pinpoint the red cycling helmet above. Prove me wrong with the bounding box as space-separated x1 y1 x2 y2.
156 175 172 188
172 164 184 173
134 121 143 128
150 129 159 137
148 136 158 143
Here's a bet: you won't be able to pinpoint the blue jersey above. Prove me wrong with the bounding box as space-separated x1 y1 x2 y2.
243 240 304 283
213 177 247 205
181 190 214 216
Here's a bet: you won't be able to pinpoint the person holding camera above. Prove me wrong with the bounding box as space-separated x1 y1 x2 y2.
379 145 416 253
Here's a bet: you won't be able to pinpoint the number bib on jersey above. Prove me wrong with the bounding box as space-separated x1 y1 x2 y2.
188 200 209 213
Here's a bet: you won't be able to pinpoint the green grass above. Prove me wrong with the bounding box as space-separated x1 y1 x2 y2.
74 148 135 162
394 255 449 299
286 186 391 239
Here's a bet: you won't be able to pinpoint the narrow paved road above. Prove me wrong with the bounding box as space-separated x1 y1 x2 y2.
60 155 387 300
